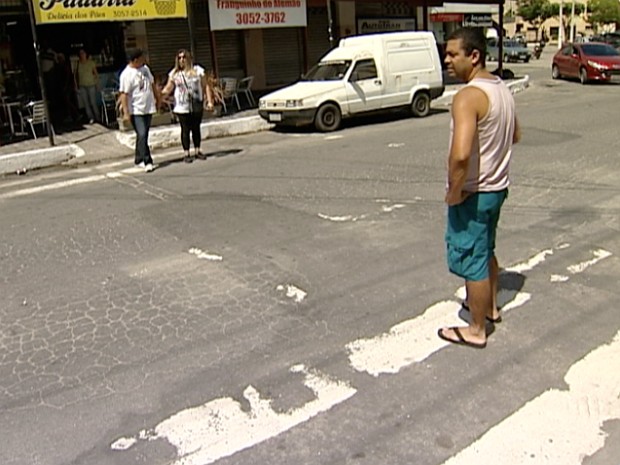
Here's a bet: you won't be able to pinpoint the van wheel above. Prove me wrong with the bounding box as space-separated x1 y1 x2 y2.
315 103 341 132
411 92 430 118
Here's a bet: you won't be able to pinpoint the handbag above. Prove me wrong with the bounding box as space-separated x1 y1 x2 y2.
181 72 203 113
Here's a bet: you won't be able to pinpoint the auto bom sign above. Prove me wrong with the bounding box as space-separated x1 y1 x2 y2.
208 0 306 30
32 0 187 24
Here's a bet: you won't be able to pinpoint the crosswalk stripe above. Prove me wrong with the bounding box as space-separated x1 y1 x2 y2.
347 248 556 377
440 329 620 465
111 365 356 465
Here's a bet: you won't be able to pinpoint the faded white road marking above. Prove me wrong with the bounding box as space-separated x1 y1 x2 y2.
324 135 343 140
189 247 223 261
441 330 620 465
111 365 356 465
317 213 366 222
455 248 556 301
388 143 405 148
381 204 405 213
0 174 107 199
504 248 555 273
277 284 307 302
318 200 411 223
347 291 531 377
349 248 558 377
347 301 464 376
550 249 612 284
567 249 612 274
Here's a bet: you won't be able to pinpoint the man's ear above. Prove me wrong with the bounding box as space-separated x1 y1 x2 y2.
471 49 482 66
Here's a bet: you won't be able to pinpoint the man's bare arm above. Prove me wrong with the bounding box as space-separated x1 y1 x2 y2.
446 88 484 205
513 116 521 144
119 92 130 121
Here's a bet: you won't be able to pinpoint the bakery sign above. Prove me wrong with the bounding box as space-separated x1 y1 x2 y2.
32 0 188 24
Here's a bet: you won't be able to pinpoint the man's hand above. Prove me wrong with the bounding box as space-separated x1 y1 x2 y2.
445 190 471 206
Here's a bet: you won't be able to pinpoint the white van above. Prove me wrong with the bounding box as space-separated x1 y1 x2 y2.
258 31 444 132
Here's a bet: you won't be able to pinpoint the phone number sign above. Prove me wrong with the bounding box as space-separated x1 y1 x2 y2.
208 0 307 30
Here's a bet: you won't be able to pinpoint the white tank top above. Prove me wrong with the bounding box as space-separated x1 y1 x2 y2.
452 76 516 192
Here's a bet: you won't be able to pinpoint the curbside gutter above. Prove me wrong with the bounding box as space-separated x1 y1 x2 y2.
116 115 274 150
0 144 84 176
434 75 530 106
0 76 529 176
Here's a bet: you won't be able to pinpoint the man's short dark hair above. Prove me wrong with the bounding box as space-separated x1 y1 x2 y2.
127 48 145 62
447 27 487 64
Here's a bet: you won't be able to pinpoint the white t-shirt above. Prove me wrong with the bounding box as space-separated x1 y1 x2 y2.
119 64 156 116
168 65 205 114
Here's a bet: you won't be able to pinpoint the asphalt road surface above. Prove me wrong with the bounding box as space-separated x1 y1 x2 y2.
2 53 620 465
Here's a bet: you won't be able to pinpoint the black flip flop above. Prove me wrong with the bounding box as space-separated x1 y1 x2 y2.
437 327 487 349
462 301 502 323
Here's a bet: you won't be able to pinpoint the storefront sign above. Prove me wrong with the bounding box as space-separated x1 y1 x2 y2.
208 0 307 31
32 0 188 24
462 13 493 27
429 13 463 22
357 18 416 35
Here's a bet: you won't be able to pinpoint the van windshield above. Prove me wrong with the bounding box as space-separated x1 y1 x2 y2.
301 61 352 81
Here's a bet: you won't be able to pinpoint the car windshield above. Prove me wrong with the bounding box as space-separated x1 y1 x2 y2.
582 44 620 56
504 40 522 48
301 61 351 81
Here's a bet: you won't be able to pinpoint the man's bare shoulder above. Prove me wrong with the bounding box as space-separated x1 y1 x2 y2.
453 86 488 117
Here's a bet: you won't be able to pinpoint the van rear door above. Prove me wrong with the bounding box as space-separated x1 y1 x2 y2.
345 58 383 113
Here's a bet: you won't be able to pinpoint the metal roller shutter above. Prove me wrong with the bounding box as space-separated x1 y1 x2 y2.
264 28 303 87
190 0 213 73
145 19 191 79
213 30 245 77
307 7 331 64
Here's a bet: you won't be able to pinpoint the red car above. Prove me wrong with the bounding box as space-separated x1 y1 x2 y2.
552 42 620 84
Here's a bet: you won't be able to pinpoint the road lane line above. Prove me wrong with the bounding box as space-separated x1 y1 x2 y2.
440 329 620 465
0 174 107 199
111 365 356 465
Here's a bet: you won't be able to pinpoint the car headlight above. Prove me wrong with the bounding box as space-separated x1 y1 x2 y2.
259 99 266 109
588 60 607 70
285 99 303 108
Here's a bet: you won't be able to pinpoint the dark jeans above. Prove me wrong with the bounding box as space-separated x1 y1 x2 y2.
131 114 153 165
175 110 203 151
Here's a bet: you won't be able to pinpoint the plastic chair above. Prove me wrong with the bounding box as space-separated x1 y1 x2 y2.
100 88 118 127
213 81 227 114
220 77 240 111
22 101 53 139
236 76 255 107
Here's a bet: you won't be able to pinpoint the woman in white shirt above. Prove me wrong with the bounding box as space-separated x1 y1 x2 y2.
162 50 214 163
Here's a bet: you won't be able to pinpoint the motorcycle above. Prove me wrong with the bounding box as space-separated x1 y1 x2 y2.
533 41 545 60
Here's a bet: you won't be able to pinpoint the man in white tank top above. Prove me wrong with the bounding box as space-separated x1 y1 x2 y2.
438 28 521 349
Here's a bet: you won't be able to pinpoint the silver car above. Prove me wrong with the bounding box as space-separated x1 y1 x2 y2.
486 38 532 63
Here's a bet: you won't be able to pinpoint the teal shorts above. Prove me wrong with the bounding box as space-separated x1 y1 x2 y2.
445 190 508 282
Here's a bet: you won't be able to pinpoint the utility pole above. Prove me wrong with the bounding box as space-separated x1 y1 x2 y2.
569 0 576 43
26 0 55 146
558 0 564 49
326 0 334 48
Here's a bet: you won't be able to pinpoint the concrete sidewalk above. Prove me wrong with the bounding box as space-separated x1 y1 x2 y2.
0 76 529 176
